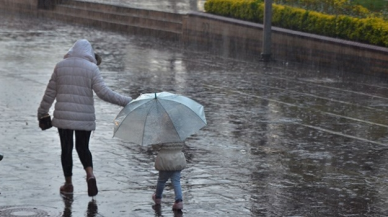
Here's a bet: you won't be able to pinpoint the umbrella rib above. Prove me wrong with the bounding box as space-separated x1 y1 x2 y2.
177 103 207 139
141 100 158 145
114 99 150 134
167 100 207 125
157 99 181 140
114 99 156 145
166 96 207 124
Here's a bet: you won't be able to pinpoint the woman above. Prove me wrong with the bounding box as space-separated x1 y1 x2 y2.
37 39 132 197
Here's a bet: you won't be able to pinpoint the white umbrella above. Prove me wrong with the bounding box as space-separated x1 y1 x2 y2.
113 92 207 145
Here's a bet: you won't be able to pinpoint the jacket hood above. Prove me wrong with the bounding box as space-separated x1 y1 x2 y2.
64 39 97 64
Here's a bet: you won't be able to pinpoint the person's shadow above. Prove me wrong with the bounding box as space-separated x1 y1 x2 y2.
152 204 183 217
61 194 99 217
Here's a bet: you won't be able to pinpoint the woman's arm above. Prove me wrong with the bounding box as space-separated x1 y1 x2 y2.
37 70 57 119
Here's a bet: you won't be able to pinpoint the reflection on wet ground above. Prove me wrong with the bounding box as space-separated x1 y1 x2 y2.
2 12 388 217
81 0 206 13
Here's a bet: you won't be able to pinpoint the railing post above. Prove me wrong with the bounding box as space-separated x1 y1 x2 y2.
261 0 272 62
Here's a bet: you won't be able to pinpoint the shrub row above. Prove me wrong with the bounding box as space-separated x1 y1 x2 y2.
204 0 388 47
272 0 371 18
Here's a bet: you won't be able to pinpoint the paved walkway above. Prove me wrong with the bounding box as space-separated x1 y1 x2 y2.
2 1 388 217
81 0 207 13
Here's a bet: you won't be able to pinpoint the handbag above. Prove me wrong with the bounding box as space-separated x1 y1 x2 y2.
39 114 52 130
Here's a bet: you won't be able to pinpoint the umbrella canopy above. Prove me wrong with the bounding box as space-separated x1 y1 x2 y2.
113 92 207 145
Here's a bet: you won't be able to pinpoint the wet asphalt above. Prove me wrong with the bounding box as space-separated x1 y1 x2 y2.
2 1 388 217
79 0 207 13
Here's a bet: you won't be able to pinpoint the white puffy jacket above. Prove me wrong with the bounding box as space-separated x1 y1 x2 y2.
37 39 132 131
154 143 187 171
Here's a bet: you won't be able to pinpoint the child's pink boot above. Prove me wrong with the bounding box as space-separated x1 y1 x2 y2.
152 193 161 205
172 201 183 210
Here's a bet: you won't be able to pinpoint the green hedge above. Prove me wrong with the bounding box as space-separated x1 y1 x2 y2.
204 0 388 47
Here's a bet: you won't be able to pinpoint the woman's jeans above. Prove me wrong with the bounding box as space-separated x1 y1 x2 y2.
58 129 92 177
155 170 182 202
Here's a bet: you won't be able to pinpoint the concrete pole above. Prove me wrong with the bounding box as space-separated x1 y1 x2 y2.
261 0 272 62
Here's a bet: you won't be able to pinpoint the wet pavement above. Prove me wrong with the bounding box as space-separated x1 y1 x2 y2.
79 0 207 13
2 3 388 217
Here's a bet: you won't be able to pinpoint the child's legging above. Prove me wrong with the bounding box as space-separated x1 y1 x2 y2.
58 128 92 177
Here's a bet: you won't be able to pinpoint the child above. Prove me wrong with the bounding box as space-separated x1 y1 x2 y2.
152 142 186 210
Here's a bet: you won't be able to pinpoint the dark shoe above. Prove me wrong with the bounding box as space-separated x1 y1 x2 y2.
0 154 3 161
152 204 162 216
60 183 74 194
87 177 98 197
173 209 183 217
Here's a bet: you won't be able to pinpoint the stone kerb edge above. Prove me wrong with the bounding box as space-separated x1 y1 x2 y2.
183 11 388 74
